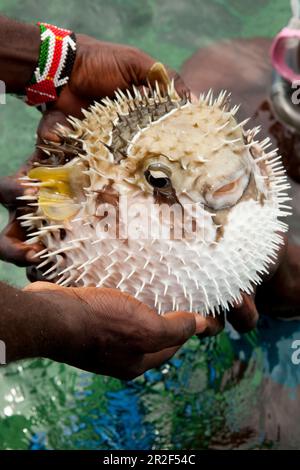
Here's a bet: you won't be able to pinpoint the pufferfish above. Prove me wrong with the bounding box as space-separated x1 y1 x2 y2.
20 64 290 316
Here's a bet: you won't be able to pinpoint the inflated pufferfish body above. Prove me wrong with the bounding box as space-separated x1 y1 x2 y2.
22 79 290 315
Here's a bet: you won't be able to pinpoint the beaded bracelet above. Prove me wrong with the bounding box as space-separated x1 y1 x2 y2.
25 22 77 111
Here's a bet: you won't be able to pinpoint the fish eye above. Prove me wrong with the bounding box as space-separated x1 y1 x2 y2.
205 170 250 210
144 163 172 189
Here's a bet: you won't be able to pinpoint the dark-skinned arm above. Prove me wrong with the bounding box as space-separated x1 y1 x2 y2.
0 16 40 93
0 281 223 377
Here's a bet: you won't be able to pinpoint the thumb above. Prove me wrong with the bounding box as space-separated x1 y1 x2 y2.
147 63 189 98
155 310 198 350
157 310 224 350
131 54 189 98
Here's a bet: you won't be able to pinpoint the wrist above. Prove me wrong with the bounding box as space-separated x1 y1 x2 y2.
0 19 40 94
25 291 73 360
25 23 77 109
0 283 52 362
26 288 87 364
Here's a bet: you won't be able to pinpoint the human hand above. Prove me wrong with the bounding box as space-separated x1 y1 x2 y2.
38 35 188 142
0 162 287 331
0 151 44 266
0 37 188 267
23 282 223 378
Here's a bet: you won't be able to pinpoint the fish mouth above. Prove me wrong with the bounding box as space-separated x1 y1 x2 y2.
204 166 251 211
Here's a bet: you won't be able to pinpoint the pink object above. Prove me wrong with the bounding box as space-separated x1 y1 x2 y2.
271 27 300 83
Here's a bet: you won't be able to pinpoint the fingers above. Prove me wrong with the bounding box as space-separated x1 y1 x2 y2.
227 292 259 333
144 309 224 353
26 266 49 283
37 109 71 143
128 49 190 98
0 234 40 266
0 158 43 267
22 283 224 380
114 311 225 379
140 310 196 353
139 316 223 371
196 312 225 338
190 92 198 104
0 149 43 209
156 312 197 350
167 69 191 97
162 309 224 337
147 62 172 93
0 217 42 266
0 176 25 207
37 57 190 150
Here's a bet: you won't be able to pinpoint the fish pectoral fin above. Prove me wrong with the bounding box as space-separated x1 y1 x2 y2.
28 165 84 221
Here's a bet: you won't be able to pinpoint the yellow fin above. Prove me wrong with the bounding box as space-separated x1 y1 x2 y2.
36 190 79 221
28 164 86 221
29 166 74 197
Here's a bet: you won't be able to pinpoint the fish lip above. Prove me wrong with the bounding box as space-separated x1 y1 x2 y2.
204 167 252 211
208 165 251 194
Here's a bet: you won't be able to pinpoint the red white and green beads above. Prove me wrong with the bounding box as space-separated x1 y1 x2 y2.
25 22 76 109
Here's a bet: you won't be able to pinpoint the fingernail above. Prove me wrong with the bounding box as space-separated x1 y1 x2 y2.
194 314 207 334
190 93 198 104
44 130 61 142
26 249 40 262
24 187 37 196
233 298 244 309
